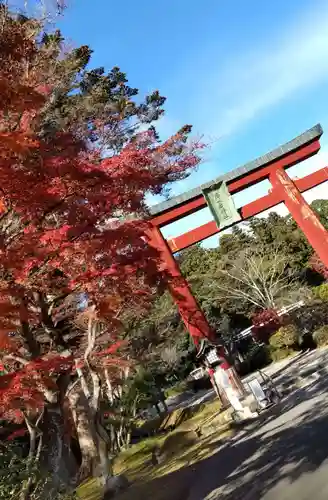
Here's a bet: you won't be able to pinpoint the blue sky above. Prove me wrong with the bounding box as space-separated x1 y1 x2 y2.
56 0 328 245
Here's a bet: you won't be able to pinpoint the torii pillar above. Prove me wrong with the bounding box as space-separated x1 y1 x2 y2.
147 225 214 346
270 168 328 264
148 124 328 352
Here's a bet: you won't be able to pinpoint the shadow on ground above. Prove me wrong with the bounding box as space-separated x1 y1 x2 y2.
117 377 328 500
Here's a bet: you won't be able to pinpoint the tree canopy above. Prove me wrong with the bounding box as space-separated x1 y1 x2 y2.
0 5 202 490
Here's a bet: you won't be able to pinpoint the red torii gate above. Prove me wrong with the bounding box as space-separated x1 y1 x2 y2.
147 123 328 346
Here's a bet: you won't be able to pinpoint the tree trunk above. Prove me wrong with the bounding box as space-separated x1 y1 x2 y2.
39 404 78 487
67 387 111 483
19 418 38 500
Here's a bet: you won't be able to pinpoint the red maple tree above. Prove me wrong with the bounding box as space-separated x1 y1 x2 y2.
0 7 201 486
251 309 282 343
309 253 328 281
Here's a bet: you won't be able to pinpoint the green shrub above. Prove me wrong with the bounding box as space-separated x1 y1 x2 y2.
237 344 272 375
313 283 328 302
0 442 75 500
269 324 299 350
269 324 299 361
165 381 188 399
312 325 328 347
269 347 295 362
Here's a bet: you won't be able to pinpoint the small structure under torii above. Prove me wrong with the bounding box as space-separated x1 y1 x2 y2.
147 124 328 347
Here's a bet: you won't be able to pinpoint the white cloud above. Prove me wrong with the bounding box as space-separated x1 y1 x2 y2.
158 1 328 246
152 1 328 216
200 3 328 137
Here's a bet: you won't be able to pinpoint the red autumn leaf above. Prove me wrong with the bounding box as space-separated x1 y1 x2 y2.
7 428 28 441
309 253 328 280
95 340 127 357
0 9 202 424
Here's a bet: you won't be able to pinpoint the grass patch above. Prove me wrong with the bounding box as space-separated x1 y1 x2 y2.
77 398 228 500
178 399 222 430
114 398 225 481
137 398 222 437
114 425 233 500
76 478 103 500
165 382 188 399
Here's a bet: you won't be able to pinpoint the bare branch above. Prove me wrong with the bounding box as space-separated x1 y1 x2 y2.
195 248 299 311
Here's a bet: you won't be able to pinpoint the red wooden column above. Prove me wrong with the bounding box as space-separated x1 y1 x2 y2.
270 168 328 267
147 225 216 346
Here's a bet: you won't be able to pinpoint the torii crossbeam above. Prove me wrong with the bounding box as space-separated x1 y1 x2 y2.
147 124 328 345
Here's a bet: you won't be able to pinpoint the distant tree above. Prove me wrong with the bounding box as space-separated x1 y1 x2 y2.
249 212 311 270
179 244 217 277
119 197 328 383
192 248 302 312
311 199 328 230
217 226 252 263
